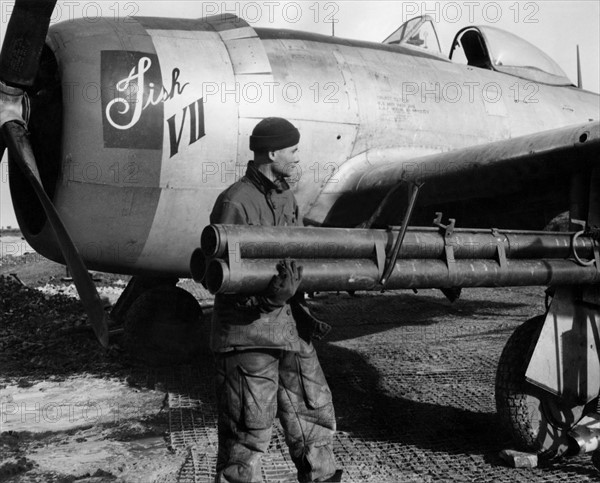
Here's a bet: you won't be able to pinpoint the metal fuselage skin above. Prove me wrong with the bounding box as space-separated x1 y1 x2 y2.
11 15 600 277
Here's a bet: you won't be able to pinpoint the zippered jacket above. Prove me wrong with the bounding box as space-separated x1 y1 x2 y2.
209 161 307 352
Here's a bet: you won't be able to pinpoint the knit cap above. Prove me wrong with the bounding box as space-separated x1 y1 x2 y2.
249 117 300 152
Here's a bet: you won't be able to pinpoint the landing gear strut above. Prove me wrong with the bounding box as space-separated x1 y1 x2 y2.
495 315 598 459
112 277 204 365
496 286 600 461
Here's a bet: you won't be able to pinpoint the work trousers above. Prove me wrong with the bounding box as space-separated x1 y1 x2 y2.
214 345 337 483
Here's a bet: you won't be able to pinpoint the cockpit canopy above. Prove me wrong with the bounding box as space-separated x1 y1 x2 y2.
449 25 572 85
383 16 572 86
383 16 443 57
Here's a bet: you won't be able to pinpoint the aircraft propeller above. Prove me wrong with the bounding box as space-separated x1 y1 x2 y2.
0 0 109 347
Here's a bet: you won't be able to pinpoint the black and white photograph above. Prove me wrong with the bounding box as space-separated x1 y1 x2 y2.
1 1 600 481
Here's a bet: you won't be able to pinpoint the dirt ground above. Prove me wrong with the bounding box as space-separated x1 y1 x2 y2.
1 231 599 482
0 234 184 482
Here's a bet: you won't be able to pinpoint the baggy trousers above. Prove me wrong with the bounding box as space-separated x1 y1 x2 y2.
214 345 337 483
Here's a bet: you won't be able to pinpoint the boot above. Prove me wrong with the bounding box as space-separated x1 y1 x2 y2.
316 469 343 482
592 449 600 472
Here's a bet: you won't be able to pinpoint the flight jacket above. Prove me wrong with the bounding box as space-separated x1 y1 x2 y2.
209 161 311 353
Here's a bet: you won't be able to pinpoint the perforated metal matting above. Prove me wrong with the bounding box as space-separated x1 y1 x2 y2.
165 287 600 482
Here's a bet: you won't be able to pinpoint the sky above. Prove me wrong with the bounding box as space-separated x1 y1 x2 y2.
1 0 599 228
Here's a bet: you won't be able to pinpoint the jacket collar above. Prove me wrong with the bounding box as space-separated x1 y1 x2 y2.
244 161 290 194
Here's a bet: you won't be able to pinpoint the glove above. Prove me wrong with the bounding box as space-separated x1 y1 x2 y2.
262 259 303 308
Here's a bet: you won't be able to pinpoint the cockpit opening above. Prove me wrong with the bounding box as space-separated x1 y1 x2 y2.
383 16 573 86
450 25 572 86
448 28 491 69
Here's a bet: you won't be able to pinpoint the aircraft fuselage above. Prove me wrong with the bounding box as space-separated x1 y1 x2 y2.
12 15 599 276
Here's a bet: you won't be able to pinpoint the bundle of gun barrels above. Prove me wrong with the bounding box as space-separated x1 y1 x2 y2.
190 224 600 295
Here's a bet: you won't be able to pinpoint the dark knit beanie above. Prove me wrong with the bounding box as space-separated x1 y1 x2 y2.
249 117 300 152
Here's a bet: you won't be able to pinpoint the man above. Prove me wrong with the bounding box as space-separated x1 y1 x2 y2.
209 117 342 483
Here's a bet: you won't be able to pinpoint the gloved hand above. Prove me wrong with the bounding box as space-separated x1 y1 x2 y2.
263 258 303 308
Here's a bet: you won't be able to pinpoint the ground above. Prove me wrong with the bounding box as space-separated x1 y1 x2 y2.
1 230 599 482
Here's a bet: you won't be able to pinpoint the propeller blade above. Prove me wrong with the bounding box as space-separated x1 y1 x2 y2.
0 0 57 87
1 122 109 348
1 0 108 347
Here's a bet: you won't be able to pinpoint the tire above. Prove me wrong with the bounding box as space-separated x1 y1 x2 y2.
123 285 204 366
544 211 570 232
495 315 598 459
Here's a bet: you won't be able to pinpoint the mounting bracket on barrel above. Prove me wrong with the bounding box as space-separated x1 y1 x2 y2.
490 228 508 269
433 212 457 280
571 219 600 267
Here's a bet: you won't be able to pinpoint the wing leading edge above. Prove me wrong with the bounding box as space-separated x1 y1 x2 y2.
306 121 600 230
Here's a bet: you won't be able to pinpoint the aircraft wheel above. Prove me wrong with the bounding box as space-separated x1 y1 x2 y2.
495 315 598 459
123 285 203 365
544 211 569 232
